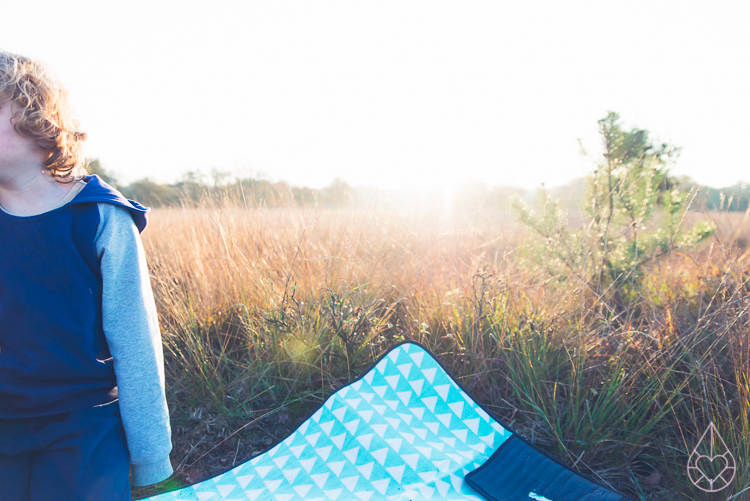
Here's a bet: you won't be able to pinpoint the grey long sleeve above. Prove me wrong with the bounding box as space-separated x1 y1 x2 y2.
94 203 173 487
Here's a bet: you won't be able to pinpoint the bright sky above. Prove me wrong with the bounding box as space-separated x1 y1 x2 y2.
2 1 748 191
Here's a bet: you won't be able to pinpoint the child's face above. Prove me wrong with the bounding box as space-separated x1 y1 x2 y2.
0 98 47 176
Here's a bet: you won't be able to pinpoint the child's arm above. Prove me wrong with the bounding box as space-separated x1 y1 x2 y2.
94 203 174 487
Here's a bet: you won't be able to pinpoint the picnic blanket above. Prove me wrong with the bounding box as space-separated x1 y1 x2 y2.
143 342 630 501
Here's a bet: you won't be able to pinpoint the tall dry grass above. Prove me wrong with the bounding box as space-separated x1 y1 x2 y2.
140 197 750 501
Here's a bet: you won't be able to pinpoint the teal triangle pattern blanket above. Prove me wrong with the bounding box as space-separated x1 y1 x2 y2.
145 342 509 501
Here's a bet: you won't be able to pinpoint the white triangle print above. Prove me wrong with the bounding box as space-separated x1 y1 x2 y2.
328 460 346 476
448 402 464 418
408 379 424 396
434 479 450 498
324 488 343 500
351 380 363 392
422 368 437 384
319 420 335 436
469 442 486 453
244 489 264 501
274 495 293 501
371 424 387 437
346 398 361 410
464 418 479 434
409 352 424 367
340 476 359 491
452 429 468 442
311 472 329 488
388 350 400 362
385 438 402 453
282 468 299 483
480 433 495 446
386 464 405 483
293 485 312 497
423 397 437 412
332 407 347 423
449 473 463 492
385 400 399 410
397 413 413 425
316 445 333 461
425 422 439 434
197 492 216 501
410 407 425 420
385 375 400 389
372 404 387 415
385 417 401 429
256 466 272 478
343 446 359 464
354 491 373 501
312 408 324 423
236 474 255 488
371 447 389 465
272 455 289 468
459 449 474 459
344 419 360 435
434 385 450 400
264 479 281 492
418 471 436 483
476 407 490 421
360 392 375 403
365 370 375 384
299 421 310 435
372 386 387 398
415 446 432 459
330 433 346 449
433 460 450 473
435 413 452 427
356 462 374 480
300 457 317 473
427 441 444 451
413 428 427 440
356 433 373 449
360 410 374 423
371 478 390 495
401 453 419 470
491 422 507 435
446 452 463 463
400 432 415 444
440 436 456 448
418 485 435 498
305 432 321 447
376 361 388 374
396 363 412 378
397 391 412 406
290 445 306 458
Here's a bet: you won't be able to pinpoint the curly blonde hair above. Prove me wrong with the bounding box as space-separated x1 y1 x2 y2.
0 51 87 181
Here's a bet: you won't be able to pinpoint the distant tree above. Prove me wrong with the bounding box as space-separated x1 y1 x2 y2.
119 179 182 207
320 178 353 208
514 112 715 309
85 158 118 187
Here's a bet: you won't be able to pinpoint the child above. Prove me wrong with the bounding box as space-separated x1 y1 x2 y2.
0 51 173 500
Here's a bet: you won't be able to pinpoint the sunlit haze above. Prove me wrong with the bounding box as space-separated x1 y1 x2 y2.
2 1 748 191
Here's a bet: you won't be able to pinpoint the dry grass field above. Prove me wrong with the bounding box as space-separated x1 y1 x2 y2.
131 199 750 501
